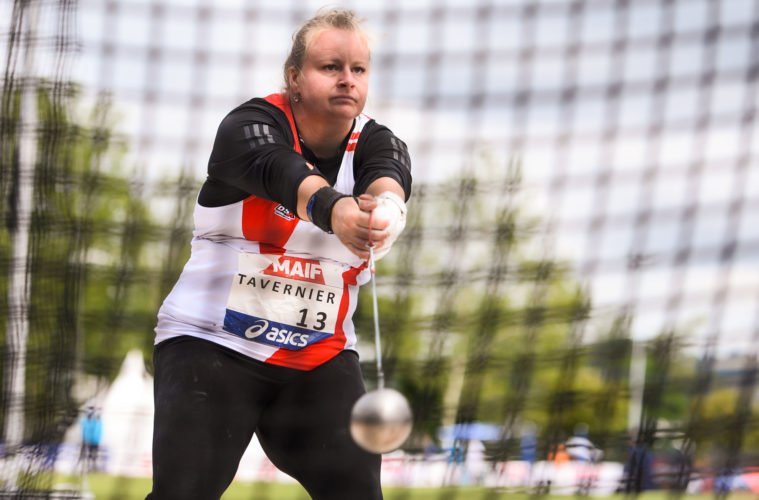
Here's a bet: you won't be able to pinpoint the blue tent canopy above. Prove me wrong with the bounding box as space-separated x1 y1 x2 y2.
437 422 502 442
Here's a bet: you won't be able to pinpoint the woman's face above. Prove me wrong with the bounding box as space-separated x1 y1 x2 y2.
290 28 370 122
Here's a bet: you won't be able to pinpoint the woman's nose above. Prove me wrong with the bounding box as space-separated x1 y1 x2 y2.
338 69 355 87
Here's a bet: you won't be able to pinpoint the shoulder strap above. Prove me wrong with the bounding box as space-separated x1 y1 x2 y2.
263 93 302 154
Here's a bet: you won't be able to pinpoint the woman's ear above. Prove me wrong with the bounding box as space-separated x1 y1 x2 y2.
287 66 300 93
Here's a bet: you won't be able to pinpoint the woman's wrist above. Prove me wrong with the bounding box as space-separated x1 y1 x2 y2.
307 186 353 233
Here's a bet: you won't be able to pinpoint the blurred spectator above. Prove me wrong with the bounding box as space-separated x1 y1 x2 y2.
520 422 537 464
447 441 465 466
565 423 603 462
548 443 571 463
80 406 102 472
622 437 655 492
466 439 487 484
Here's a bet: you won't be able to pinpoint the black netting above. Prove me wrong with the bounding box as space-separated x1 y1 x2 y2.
1 0 758 496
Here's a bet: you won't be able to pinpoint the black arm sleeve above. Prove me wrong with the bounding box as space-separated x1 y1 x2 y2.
197 98 323 212
353 121 413 201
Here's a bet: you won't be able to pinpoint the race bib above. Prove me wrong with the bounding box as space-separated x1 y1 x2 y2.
223 253 346 350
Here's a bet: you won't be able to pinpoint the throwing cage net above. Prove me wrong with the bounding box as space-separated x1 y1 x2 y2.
1 0 758 496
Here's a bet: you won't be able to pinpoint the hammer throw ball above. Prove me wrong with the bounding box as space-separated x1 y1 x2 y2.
350 387 413 454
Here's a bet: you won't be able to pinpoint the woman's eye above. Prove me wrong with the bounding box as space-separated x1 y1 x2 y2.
324 64 338 71
353 67 366 74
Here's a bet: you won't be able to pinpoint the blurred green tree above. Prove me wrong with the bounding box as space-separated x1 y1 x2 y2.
0 83 194 448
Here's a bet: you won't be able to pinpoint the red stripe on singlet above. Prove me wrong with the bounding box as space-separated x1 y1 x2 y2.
345 131 360 152
265 263 367 370
241 198 298 254
241 94 302 253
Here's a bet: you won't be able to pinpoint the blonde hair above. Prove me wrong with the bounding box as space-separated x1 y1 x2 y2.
283 8 370 94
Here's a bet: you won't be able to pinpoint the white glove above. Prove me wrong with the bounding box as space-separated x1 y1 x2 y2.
371 191 407 260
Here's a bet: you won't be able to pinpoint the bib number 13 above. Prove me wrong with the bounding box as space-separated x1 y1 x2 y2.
296 308 327 331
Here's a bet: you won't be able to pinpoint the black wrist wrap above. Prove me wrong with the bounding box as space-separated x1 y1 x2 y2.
309 186 351 234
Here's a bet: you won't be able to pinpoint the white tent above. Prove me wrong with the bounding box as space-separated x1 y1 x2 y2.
56 349 270 480
56 349 153 477
99 349 155 476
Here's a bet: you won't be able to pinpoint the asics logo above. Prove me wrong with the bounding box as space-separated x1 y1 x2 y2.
244 319 269 339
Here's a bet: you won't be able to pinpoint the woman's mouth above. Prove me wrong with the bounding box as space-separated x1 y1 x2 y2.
331 95 356 103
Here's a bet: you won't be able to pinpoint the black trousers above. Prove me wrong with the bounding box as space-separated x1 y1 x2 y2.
146 336 382 500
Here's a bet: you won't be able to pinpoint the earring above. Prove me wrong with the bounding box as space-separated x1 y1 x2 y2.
292 93 301 103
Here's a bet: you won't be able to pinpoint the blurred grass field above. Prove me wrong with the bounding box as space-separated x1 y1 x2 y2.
50 474 756 500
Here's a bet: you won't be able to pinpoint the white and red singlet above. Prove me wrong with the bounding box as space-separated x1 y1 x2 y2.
155 94 375 370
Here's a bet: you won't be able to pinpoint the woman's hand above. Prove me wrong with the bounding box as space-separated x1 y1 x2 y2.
331 194 389 259
366 191 407 261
